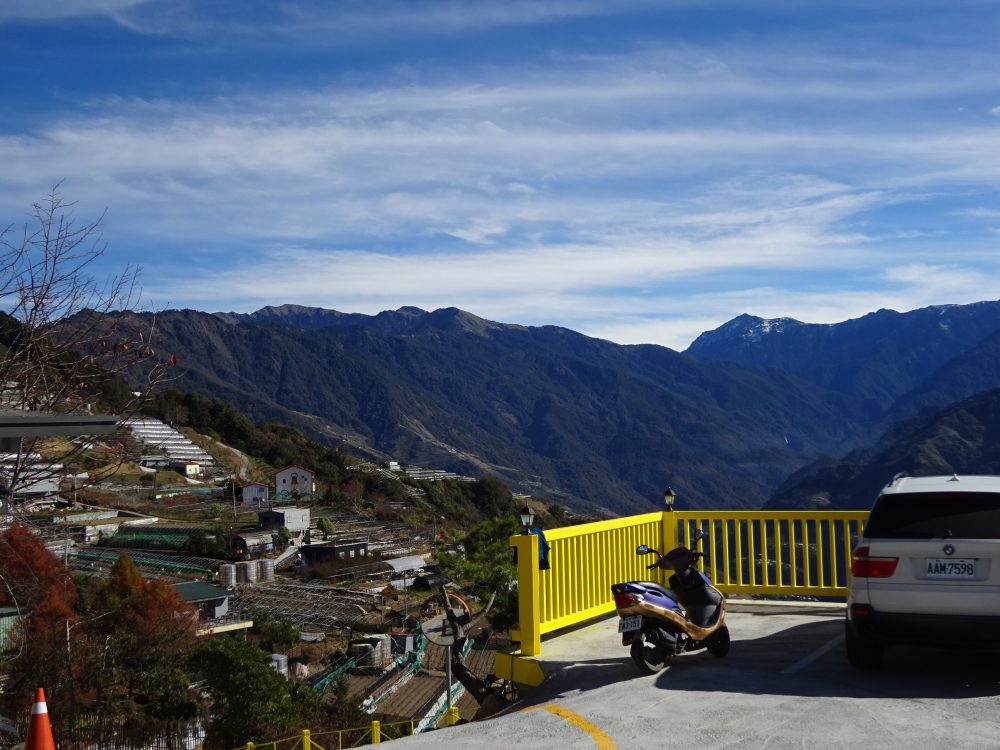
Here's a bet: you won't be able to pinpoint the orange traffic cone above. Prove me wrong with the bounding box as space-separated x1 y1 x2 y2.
25 688 55 750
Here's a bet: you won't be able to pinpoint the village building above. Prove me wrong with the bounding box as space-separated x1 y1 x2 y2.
273 465 314 503
233 530 275 558
170 460 200 478
241 482 270 508
301 538 369 563
259 506 310 544
172 581 230 620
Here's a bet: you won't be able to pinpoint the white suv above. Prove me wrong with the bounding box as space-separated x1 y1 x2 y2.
846 474 1000 668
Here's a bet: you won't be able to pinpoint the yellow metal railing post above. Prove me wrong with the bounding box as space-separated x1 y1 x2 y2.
302 730 311 750
372 720 381 745
510 532 541 656
661 510 678 560
735 519 744 585
448 706 460 725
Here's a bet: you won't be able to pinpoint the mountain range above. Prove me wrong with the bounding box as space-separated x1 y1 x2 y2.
123 299 1000 514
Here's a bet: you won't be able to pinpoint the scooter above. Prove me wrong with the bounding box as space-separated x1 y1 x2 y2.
611 529 730 673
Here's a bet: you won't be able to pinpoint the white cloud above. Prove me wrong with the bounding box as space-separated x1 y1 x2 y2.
959 207 1000 218
60 0 652 40
0 0 149 21
6 27 1000 347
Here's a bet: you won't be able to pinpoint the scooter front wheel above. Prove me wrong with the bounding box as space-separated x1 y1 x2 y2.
630 630 670 674
706 625 730 658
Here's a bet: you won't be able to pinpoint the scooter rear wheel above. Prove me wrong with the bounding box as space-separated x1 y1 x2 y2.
630 630 669 674
706 625 730 657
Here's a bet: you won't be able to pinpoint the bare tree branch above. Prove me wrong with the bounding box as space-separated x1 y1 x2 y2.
0 186 178 507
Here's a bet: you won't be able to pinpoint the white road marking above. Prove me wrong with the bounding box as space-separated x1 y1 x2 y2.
780 635 844 674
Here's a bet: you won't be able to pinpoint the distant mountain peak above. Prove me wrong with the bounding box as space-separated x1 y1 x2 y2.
215 303 510 336
421 307 499 334
395 306 428 316
688 313 804 351
256 303 327 315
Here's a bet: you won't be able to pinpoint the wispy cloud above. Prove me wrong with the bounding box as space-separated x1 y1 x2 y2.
0 0 150 21
39 0 649 40
5 6 1000 347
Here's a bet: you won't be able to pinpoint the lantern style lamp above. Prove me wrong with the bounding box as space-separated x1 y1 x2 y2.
519 505 535 534
663 486 677 512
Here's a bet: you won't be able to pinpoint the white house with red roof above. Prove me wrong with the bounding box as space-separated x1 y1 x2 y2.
273 465 315 503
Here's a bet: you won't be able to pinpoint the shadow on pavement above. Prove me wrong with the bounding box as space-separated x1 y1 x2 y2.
517 655 646 705
522 618 1000 706
651 619 1000 700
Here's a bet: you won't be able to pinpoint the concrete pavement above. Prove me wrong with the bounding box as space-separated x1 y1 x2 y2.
386 601 1000 749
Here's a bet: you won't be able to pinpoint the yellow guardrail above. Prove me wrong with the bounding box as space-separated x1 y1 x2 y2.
510 509 869 656
235 711 459 750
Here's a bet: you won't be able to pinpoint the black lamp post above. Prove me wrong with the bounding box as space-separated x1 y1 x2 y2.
519 505 535 534
663 486 676 512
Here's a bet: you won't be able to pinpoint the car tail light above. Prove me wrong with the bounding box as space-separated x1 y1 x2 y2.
851 546 898 578
613 591 641 608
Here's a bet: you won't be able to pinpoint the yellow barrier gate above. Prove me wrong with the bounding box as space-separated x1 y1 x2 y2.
510 509 869 656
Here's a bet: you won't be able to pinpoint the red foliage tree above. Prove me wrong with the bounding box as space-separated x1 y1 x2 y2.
0 522 75 612
89 555 199 717
0 523 83 716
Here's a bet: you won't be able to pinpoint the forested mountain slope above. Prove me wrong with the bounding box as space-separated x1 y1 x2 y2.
768 387 1000 509
126 306 859 514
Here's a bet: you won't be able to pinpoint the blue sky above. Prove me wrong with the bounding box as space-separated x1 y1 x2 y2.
3 1 1000 349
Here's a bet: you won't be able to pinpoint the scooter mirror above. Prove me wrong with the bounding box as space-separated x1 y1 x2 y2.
636 545 654 555
694 529 706 542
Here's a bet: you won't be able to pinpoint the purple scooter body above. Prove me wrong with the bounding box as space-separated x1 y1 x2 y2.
611 531 730 673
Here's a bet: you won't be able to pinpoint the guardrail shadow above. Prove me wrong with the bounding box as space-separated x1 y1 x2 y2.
516 654 651 705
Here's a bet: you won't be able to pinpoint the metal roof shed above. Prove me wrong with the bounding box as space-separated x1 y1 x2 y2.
0 409 117 456
383 555 427 573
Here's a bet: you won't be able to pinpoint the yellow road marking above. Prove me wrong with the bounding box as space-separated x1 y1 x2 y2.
525 705 616 749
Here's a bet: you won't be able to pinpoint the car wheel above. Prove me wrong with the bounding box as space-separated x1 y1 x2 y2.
630 629 669 674
845 619 883 669
706 625 730 658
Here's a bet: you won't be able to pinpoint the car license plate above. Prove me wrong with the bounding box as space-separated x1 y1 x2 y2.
618 615 642 633
925 558 976 578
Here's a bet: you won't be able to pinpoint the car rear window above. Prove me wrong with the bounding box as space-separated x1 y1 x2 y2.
865 492 1000 539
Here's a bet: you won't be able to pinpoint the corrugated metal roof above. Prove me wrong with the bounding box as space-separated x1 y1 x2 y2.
0 409 117 438
236 530 274 544
383 555 426 573
172 581 229 603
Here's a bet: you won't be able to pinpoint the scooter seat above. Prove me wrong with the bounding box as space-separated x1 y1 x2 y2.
633 582 679 601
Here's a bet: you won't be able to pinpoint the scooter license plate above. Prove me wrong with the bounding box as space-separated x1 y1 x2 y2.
618 615 642 633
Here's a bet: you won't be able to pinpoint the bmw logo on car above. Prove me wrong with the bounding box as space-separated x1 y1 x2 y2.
943 544 955 556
